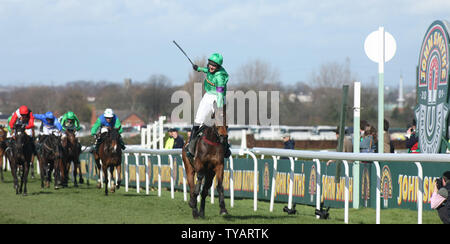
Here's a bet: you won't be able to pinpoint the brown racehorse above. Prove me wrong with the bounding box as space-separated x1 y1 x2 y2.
5 124 34 195
37 133 65 189
182 107 229 218
93 127 122 195
0 125 7 182
61 128 83 187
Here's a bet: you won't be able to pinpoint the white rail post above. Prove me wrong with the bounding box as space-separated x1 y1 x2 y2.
124 153 129 192
343 160 349 224
152 122 157 149
159 116 166 149
288 157 295 209
141 127 146 146
270 155 278 212
211 176 215 204
169 155 174 199
134 153 140 193
415 162 423 224
229 155 235 208
146 125 151 148
374 161 381 224
242 150 258 211
157 155 162 197
144 154 150 195
314 159 321 219
181 154 187 202
99 160 103 188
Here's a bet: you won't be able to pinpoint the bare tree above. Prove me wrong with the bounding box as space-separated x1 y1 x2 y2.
310 57 356 88
233 59 281 91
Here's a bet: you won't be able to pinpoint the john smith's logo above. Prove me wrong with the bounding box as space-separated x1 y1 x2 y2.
381 166 393 208
415 20 450 153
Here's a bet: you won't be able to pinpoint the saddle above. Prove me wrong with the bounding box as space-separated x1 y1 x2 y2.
186 125 231 164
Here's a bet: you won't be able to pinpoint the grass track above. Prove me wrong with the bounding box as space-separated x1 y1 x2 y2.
0 172 442 224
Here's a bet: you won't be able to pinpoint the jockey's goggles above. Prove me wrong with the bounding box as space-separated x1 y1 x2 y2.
208 60 220 68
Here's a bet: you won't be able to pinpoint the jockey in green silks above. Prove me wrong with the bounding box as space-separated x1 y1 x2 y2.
60 111 82 132
91 108 126 153
185 53 231 158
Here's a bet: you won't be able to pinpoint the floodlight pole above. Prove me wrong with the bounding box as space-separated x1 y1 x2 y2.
378 27 385 154
353 82 361 209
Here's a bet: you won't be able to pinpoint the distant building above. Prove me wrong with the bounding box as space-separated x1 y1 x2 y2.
122 113 146 127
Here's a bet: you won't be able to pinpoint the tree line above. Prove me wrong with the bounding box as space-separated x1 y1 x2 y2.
0 58 415 129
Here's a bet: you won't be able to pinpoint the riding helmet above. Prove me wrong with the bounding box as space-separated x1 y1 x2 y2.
208 53 223 66
104 108 114 118
19 105 29 115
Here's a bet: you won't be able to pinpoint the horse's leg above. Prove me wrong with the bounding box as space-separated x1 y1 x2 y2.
38 156 45 188
115 163 121 190
185 163 197 215
214 163 228 215
63 158 70 187
0 153 3 182
191 171 204 218
18 163 24 194
102 164 108 196
30 154 35 179
109 166 115 193
94 153 102 189
76 156 84 184
72 160 79 188
22 161 30 196
48 161 54 187
54 159 61 190
10 161 19 194
199 170 215 218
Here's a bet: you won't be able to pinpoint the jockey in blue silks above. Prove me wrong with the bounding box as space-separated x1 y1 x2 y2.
34 111 63 153
34 111 63 136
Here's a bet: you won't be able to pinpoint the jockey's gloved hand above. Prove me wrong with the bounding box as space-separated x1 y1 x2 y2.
192 64 198 71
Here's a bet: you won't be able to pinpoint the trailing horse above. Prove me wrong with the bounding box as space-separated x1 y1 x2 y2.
37 133 65 189
93 127 122 195
5 124 34 195
182 108 229 218
61 128 83 187
0 125 7 182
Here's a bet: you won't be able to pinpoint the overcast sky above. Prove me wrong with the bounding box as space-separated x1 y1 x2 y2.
0 0 449 89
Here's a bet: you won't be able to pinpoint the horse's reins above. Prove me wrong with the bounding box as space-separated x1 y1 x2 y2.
201 136 221 146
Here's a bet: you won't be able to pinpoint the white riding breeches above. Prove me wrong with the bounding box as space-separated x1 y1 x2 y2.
195 93 218 125
42 126 61 136
9 129 33 137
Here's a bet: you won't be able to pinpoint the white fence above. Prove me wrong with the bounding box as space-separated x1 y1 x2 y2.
113 147 450 224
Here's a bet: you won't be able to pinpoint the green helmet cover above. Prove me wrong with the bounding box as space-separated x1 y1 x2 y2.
67 111 75 120
208 53 223 66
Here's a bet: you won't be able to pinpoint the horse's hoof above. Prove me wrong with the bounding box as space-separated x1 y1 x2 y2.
220 209 229 215
79 178 84 184
192 209 199 219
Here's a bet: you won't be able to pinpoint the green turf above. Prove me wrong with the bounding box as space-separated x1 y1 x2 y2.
0 172 442 224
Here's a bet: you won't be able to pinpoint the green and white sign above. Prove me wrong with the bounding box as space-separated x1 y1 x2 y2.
416 20 450 153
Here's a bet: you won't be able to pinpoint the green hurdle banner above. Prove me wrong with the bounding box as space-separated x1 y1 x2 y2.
78 152 448 210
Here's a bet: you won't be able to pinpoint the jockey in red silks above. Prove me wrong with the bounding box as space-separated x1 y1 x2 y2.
9 105 35 136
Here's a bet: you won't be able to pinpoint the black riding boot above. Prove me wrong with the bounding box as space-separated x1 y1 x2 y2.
224 142 231 158
118 136 126 150
186 125 200 158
